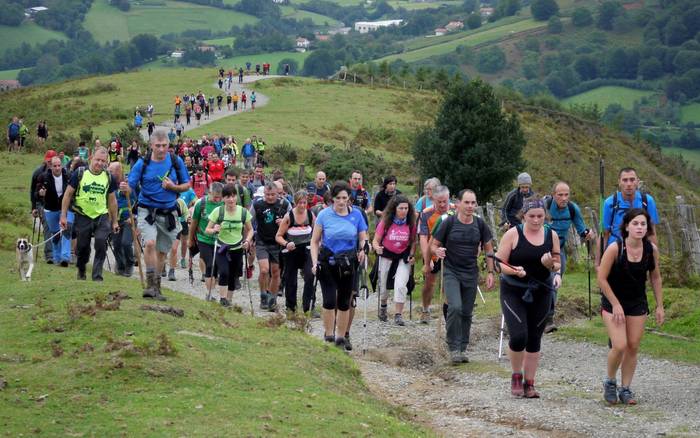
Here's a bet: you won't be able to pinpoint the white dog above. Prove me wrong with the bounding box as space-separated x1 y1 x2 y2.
16 238 34 281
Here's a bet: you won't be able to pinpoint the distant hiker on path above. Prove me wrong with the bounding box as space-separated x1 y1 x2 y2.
7 116 21 152
500 172 533 230
597 208 663 405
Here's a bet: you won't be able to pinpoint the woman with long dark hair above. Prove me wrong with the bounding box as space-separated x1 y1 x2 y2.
597 208 663 405
372 194 416 326
373 175 401 219
310 181 368 350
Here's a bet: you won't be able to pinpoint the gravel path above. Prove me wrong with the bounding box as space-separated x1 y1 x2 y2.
139 75 279 141
99 247 700 437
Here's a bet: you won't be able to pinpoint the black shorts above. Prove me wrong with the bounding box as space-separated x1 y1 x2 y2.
601 296 649 317
179 221 189 238
198 241 217 278
8 135 18 143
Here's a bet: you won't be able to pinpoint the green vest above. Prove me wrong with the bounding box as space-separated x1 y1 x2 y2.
75 170 110 219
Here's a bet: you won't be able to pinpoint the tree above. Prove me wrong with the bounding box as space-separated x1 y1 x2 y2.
638 58 663 79
597 1 623 31
476 47 507 73
463 0 477 13
530 0 559 21
547 16 563 34
276 58 299 75
301 49 339 78
131 34 159 62
574 55 599 81
0 2 25 26
466 13 482 29
412 79 526 201
665 17 688 46
572 7 593 27
497 0 521 17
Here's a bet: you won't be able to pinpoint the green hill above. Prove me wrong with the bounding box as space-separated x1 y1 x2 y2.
0 22 68 53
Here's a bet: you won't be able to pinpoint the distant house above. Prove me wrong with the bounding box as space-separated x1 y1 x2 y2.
25 6 48 17
445 21 464 31
316 34 330 42
0 80 21 92
479 7 494 16
170 51 185 58
198 45 215 52
354 19 403 33
435 28 447 36
328 27 351 35
296 37 310 49
622 1 643 10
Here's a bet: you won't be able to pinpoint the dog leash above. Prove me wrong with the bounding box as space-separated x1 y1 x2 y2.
29 230 63 250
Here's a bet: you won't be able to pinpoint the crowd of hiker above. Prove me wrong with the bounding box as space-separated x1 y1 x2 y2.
26 126 664 405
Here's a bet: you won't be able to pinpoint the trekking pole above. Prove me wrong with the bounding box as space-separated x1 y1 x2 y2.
126 195 145 288
105 236 114 273
360 257 369 355
586 239 592 320
206 236 219 302
498 314 505 360
477 285 486 304
244 249 254 316
188 255 194 286
34 208 43 263
437 261 444 344
31 214 38 246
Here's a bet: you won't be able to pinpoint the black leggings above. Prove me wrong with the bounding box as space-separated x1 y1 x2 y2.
216 248 243 290
284 248 315 312
500 280 551 353
318 263 355 311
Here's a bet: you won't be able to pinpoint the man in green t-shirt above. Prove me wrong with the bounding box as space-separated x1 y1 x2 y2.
188 182 224 295
223 167 251 209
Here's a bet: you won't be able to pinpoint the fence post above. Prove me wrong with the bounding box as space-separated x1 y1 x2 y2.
676 196 700 273
566 226 579 265
297 164 305 192
486 202 499 246
660 218 676 258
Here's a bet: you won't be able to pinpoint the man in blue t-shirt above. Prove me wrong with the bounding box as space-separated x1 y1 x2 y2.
601 167 659 253
7 116 21 152
128 130 190 301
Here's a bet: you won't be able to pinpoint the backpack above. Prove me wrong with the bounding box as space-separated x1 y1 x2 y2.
544 196 576 222
438 214 490 250
216 205 247 230
138 151 186 186
608 190 649 230
289 208 313 228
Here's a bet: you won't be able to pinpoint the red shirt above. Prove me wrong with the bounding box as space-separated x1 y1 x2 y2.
207 160 224 182
191 173 211 198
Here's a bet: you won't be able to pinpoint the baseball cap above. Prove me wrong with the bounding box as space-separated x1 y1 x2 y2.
44 150 57 161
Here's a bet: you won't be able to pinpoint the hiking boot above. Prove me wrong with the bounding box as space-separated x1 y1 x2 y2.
161 267 166 278
603 378 618 404
449 350 464 365
324 335 334 343
344 335 353 351
180 258 186 269
334 337 347 350
153 273 167 301
618 386 637 405
201 275 205 283
220 297 231 307
394 313 405 326
124 266 134 277
246 265 254 279
420 309 430 324
77 269 86 281
260 292 269 310
511 373 524 397
168 268 176 281
379 306 388 322
523 380 540 398
142 272 159 299
267 293 277 312
459 350 469 363
544 316 557 334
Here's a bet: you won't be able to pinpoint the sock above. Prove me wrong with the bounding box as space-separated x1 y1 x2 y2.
606 377 617 385
146 268 154 274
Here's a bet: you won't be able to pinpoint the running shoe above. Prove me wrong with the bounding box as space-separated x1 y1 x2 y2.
394 314 405 326
420 309 430 324
260 292 269 310
180 258 186 268
267 293 277 312
449 350 464 365
334 337 346 349
511 373 524 397
523 380 540 398
324 335 334 343
344 335 353 351
168 268 176 281
220 297 231 307
603 378 618 404
618 386 637 405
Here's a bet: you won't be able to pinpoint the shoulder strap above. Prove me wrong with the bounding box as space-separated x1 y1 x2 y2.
641 191 649 211
475 215 488 248
218 205 225 224
440 214 456 247
544 196 552 211
74 167 86 196
567 203 576 221
609 192 619 229
199 196 208 221
288 209 296 227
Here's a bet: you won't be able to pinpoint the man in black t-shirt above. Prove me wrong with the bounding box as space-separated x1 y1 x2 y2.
253 181 291 311
431 189 495 364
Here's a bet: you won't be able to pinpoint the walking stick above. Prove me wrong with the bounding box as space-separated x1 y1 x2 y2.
498 314 505 360
34 208 43 263
31 214 38 246
188 255 194 286
409 264 414 321
126 195 145 288
244 249 254 316
437 261 444 344
586 239 592 320
477 285 486 304
207 237 219 302
360 257 369 355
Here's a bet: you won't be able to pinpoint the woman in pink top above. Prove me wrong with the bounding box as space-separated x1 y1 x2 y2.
372 194 417 326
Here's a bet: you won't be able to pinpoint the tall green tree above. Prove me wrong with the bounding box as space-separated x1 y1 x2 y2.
412 79 526 201
531 0 559 21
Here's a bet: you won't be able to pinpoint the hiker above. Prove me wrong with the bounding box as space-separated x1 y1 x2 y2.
284 63 290 76
194 103 202 126
189 182 224 292
500 172 533 229
18 119 28 150
373 176 401 219
134 112 143 129
495 196 561 398
307 171 330 198
349 170 372 214
108 162 136 277
241 138 256 169
226 93 232 111
251 91 257 111
31 150 58 263
597 208 663 405
238 67 244 83
543 181 596 333
205 184 254 307
128 130 190 300
372 194 416 326
167 188 196 281
217 94 223 111
276 190 316 314
37 156 72 267
7 116 20 152
601 167 659 253
418 185 455 324
37 120 48 145
147 104 154 120
126 142 140 169
147 121 156 138
60 147 119 281
247 163 266 193
252 182 291 311
185 105 192 125
206 153 225 183
224 167 252 209
431 189 495 363
311 181 368 350
241 91 247 110
108 141 121 163
254 136 266 164
415 177 441 213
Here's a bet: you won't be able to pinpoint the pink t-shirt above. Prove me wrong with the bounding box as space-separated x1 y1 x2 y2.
376 221 413 255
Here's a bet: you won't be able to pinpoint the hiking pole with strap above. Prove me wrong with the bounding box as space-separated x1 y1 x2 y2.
206 236 219 302
477 285 486 304
244 248 254 316
586 239 592 320
359 257 369 355
126 195 145 288
105 235 114 273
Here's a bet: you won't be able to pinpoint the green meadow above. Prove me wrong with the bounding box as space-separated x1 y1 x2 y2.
0 22 67 53
563 86 657 111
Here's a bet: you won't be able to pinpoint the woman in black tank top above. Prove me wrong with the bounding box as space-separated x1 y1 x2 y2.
597 208 664 405
495 197 561 399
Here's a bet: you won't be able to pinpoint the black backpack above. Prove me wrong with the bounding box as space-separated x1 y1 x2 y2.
544 196 576 222
438 214 491 250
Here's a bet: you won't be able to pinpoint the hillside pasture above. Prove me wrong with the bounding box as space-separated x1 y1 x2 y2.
563 86 657 111
0 22 67 53
662 146 700 168
680 103 700 124
280 7 342 26
84 0 258 43
0 68 22 80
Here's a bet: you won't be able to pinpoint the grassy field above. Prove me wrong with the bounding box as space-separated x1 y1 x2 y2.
402 16 526 52
84 0 258 43
141 51 311 75
387 0 462 10
0 22 67 53
562 86 657 111
0 68 22 80
378 18 545 63
202 36 236 46
280 6 342 26
680 103 700 124
662 146 700 168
